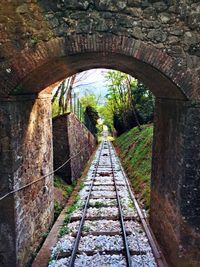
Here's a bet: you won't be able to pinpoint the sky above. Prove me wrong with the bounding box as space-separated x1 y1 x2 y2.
73 68 110 99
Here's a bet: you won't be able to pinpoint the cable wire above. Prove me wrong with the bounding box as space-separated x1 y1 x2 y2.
0 144 90 202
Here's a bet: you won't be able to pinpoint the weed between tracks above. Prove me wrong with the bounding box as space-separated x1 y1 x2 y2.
90 201 104 208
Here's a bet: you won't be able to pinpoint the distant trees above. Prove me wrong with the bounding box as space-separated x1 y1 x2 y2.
104 71 154 136
79 92 100 110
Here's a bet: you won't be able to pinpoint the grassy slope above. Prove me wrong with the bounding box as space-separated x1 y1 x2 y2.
114 124 153 209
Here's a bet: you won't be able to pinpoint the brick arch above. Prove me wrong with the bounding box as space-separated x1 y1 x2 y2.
1 33 200 267
1 34 199 100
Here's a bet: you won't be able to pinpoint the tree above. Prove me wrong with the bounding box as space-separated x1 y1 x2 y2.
52 71 93 117
97 104 114 133
132 82 154 123
80 92 100 110
84 106 99 134
52 75 76 117
104 70 154 135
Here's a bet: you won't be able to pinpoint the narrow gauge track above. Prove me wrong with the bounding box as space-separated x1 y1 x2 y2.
49 140 165 267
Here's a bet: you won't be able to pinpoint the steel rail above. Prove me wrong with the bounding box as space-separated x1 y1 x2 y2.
68 141 105 267
109 143 145 267
110 142 167 267
107 141 132 267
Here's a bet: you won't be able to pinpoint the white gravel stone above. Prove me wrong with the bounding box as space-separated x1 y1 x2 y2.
125 220 144 234
91 191 116 198
71 208 83 218
128 233 152 252
79 235 124 251
48 257 69 267
51 235 75 256
86 207 119 218
83 220 121 233
74 254 126 267
92 186 115 191
95 177 114 183
89 198 117 207
67 220 121 234
79 187 89 200
132 252 157 266
122 207 139 218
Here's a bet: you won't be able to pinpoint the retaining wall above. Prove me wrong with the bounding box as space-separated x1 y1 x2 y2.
52 112 97 183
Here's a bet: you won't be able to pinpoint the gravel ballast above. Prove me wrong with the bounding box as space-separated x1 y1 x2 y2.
48 141 158 267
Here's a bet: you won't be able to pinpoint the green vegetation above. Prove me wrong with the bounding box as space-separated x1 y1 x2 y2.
114 124 153 209
79 70 154 137
104 71 154 135
41 230 50 238
54 176 77 219
54 175 76 198
80 92 100 109
59 195 81 237
79 181 84 190
52 70 154 139
54 200 63 219
29 37 38 47
90 201 104 208
83 225 90 232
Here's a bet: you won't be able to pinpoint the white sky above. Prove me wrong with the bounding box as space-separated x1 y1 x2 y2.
73 68 110 98
76 69 108 84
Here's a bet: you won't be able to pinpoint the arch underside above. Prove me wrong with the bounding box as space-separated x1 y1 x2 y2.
0 35 198 100
18 52 187 100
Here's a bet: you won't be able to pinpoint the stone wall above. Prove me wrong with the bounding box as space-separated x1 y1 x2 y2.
0 94 54 267
53 112 97 183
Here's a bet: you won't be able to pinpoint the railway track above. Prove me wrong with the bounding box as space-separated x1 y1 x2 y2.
49 140 165 267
